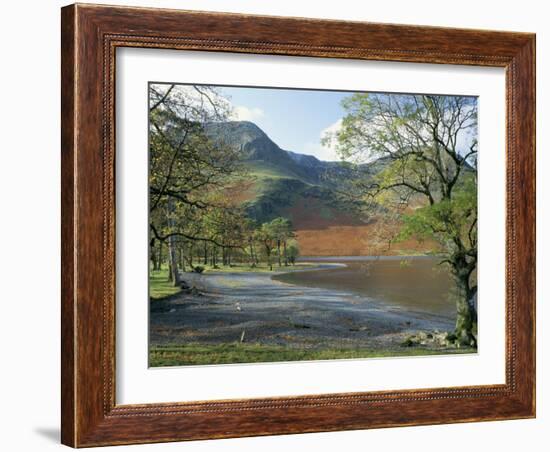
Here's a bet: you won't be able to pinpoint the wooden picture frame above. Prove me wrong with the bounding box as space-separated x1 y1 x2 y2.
61 3 535 447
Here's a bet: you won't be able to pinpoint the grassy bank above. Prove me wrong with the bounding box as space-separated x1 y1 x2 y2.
150 343 474 366
149 267 181 300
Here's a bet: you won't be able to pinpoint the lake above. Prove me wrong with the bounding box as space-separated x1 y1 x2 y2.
272 256 456 319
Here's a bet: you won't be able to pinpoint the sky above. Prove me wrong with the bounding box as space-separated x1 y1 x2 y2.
221 86 349 162
155 84 478 163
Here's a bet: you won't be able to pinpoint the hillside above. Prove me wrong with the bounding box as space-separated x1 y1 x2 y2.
207 121 433 256
206 121 356 186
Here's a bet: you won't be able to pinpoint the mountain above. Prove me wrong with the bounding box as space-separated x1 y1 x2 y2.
206 121 365 220
206 121 431 256
206 121 356 186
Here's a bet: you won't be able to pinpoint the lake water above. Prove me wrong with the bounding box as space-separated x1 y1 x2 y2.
272 256 456 319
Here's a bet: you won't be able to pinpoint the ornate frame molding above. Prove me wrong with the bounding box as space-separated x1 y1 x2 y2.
61 4 535 447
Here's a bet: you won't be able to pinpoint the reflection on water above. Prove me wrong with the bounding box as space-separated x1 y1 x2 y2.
273 256 455 319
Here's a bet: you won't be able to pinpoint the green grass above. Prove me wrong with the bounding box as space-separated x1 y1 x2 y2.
244 161 312 200
246 161 300 181
149 267 181 300
150 343 475 366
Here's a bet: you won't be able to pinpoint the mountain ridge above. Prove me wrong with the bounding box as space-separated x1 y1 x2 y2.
206 121 359 187
206 120 434 256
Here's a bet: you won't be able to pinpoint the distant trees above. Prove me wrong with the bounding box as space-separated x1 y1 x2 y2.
286 239 300 265
149 84 299 285
268 217 295 266
252 218 297 271
256 223 278 271
150 209 299 275
324 93 478 347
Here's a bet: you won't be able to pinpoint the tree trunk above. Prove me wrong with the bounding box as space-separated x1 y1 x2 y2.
265 245 272 271
203 242 208 265
252 242 258 265
168 235 181 287
157 242 163 270
150 242 158 271
249 242 255 265
179 245 186 272
277 240 282 267
283 240 288 266
453 273 477 347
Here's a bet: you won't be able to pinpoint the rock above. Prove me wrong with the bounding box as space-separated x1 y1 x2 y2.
446 332 457 343
400 336 418 347
349 325 368 332
401 330 465 349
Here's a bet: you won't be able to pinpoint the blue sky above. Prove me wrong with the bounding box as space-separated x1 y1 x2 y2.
221 86 349 162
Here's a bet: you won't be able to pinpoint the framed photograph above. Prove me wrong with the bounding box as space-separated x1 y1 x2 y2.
61 3 535 447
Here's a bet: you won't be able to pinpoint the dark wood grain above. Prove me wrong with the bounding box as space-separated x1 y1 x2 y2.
60 5 76 447
61 3 536 447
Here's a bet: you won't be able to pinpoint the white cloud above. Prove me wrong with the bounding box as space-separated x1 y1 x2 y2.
322 119 343 143
302 119 343 162
231 105 265 122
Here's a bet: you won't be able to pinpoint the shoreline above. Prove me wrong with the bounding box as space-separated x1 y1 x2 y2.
150 263 461 361
298 254 442 261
